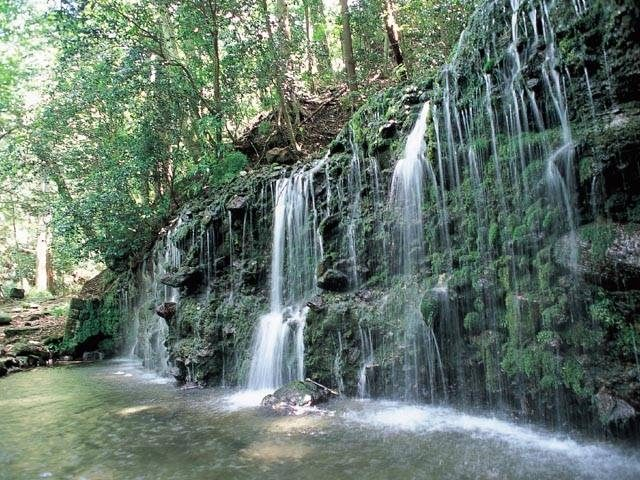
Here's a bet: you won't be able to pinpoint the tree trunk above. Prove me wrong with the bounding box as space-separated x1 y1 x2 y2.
383 0 405 74
339 0 356 90
309 0 332 75
259 0 299 150
209 0 223 158
35 214 53 293
304 2 315 90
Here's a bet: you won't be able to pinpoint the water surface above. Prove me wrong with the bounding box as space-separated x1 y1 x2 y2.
1 360 639 480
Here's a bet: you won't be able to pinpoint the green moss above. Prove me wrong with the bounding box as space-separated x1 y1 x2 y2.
581 221 616 260
464 311 481 333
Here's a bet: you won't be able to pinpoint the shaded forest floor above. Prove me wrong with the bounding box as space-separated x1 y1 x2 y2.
0 296 69 376
235 86 356 163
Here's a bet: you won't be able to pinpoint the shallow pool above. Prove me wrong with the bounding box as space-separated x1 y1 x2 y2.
1 360 638 480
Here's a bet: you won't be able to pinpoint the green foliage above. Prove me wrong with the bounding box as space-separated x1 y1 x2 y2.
26 289 54 302
581 221 616 260
464 311 481 333
62 292 121 355
1 0 473 278
589 294 622 327
50 304 68 319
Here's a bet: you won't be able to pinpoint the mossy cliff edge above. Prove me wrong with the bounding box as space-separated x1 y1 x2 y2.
66 0 640 436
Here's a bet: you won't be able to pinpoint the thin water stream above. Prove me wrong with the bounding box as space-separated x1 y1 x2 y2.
1 361 639 480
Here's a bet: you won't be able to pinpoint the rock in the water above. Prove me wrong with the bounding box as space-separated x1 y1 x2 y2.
160 266 203 289
261 380 331 415
155 302 177 320
0 313 11 326
8 288 25 299
317 269 349 292
82 351 104 362
595 387 636 425
1 356 19 369
12 343 49 362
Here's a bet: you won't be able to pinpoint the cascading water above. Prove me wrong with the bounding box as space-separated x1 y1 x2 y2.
357 325 374 399
247 163 325 390
108 0 640 435
387 102 446 401
120 220 183 376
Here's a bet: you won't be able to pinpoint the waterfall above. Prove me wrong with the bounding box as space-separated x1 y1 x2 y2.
345 132 363 288
387 102 446 400
247 162 324 390
121 220 183 376
390 102 430 275
357 326 374 399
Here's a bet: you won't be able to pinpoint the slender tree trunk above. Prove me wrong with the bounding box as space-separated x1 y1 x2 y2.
275 0 292 43
339 0 356 90
259 0 299 150
11 201 22 287
209 0 223 158
383 0 405 74
304 2 315 91
309 0 332 75
35 214 53 293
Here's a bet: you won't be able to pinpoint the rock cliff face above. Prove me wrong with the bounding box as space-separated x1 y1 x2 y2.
68 0 640 435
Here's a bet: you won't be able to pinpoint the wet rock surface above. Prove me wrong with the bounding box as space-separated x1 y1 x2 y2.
160 267 203 289
595 387 637 425
71 0 640 438
8 288 25 299
155 302 177 320
317 269 349 292
261 380 331 415
554 223 640 289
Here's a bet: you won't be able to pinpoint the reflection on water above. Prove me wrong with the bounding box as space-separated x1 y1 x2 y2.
1 360 639 480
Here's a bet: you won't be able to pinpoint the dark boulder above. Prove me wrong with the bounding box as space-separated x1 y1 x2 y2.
402 86 422 105
226 195 247 212
319 214 341 240
266 146 296 164
554 223 640 289
306 296 326 313
317 269 349 292
9 288 25 299
1 356 19 369
261 380 331 415
328 139 346 155
155 302 177 320
160 266 203 290
595 387 636 425
12 343 49 365
82 351 104 362
378 120 398 139
0 313 11 326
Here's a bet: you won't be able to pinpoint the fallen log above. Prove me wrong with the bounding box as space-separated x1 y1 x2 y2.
305 378 339 396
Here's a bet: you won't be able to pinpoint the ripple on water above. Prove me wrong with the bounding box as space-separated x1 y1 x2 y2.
221 389 272 411
343 401 640 479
